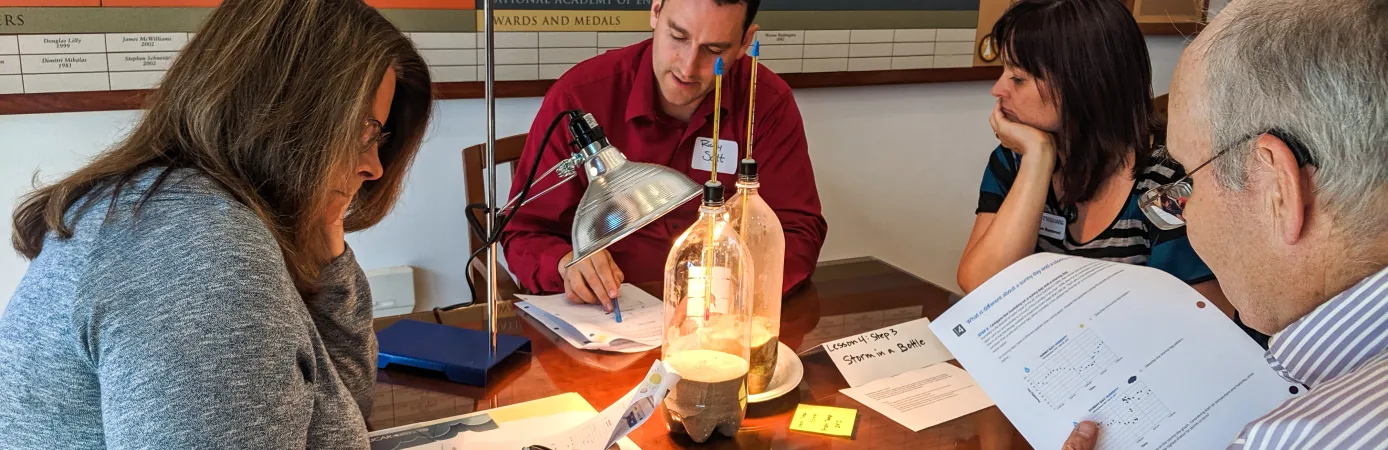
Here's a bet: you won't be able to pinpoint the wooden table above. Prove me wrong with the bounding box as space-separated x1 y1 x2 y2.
370 257 1031 449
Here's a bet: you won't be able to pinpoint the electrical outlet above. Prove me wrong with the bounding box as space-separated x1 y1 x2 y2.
366 266 415 318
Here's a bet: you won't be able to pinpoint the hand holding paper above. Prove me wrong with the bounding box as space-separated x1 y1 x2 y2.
929 254 1301 450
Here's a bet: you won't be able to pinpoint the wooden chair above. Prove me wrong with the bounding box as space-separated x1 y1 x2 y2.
462 134 530 253
460 134 531 305
1152 94 1172 152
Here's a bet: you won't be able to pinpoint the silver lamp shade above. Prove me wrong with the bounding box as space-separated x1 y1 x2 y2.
568 144 701 267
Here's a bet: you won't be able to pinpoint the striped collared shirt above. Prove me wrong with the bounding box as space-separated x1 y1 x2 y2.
1229 266 1388 449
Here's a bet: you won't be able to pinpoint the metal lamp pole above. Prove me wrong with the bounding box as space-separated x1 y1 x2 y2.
482 0 499 358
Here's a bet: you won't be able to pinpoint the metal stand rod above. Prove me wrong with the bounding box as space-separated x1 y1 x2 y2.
483 0 499 359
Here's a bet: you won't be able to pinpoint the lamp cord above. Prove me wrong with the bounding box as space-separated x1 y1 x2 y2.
445 109 580 312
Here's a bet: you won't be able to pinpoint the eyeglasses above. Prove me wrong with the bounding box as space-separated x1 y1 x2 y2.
361 118 391 152
1139 129 1316 230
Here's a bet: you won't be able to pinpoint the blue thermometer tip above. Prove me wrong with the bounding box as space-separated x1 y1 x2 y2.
715 57 724 76
751 40 760 57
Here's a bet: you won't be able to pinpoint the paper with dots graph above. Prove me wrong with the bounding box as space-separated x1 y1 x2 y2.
930 253 1304 450
1093 379 1174 449
1024 329 1122 409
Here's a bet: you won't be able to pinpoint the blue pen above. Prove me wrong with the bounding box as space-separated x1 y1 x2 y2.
612 297 623 323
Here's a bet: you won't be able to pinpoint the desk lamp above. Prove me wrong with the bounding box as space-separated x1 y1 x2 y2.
376 0 701 387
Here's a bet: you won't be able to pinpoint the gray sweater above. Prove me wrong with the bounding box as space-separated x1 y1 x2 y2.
0 169 376 449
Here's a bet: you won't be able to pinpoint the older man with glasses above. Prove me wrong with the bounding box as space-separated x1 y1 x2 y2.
1064 0 1388 449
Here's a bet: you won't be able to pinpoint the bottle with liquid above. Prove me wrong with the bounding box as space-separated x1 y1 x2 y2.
725 159 785 395
661 181 754 443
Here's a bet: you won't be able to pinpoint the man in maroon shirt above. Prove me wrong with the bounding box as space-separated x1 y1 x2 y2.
500 0 827 310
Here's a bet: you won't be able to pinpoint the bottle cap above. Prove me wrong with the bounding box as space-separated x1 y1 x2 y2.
702 181 725 206
738 158 758 180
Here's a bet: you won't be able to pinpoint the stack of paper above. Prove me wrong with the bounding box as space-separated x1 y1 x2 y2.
465 360 679 449
820 317 996 432
516 284 664 353
369 360 680 450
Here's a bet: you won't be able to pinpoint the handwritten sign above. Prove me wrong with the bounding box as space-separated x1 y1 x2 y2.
823 317 954 387
790 404 857 437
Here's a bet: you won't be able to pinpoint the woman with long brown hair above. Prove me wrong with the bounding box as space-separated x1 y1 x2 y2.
0 1 431 447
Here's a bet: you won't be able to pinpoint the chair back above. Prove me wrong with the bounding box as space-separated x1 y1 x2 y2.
1154 94 1170 121
461 133 531 300
462 134 530 252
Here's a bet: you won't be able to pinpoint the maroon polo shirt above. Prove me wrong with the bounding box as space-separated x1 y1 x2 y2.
500 39 827 295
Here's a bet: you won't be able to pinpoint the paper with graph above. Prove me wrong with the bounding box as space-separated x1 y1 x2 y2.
930 253 1303 450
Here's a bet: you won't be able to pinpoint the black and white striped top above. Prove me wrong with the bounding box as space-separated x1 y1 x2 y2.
976 146 1215 285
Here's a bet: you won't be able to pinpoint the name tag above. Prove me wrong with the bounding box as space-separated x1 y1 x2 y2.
692 137 738 175
1040 212 1067 240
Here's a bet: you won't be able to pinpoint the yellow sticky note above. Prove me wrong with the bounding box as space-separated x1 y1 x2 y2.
790 404 857 437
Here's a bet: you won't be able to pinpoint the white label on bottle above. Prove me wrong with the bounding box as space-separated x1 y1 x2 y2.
692 137 739 174
686 266 734 317
1039 212 1067 240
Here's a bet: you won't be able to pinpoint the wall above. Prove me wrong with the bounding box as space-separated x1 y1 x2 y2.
1209 0 1230 16
811 35 1189 290
0 36 1190 314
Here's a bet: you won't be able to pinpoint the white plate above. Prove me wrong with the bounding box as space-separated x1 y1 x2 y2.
748 341 803 403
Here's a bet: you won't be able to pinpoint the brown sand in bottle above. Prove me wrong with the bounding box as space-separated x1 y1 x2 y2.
662 350 749 443
747 322 779 394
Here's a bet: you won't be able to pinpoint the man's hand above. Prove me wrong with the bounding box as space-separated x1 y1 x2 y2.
558 249 624 312
1062 421 1099 450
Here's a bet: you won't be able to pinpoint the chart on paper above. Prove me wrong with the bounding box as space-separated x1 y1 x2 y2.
1092 379 1174 449
1023 330 1121 409
932 254 1303 450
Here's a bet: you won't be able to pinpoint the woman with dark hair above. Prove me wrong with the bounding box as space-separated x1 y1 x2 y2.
956 0 1246 328
0 0 431 448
